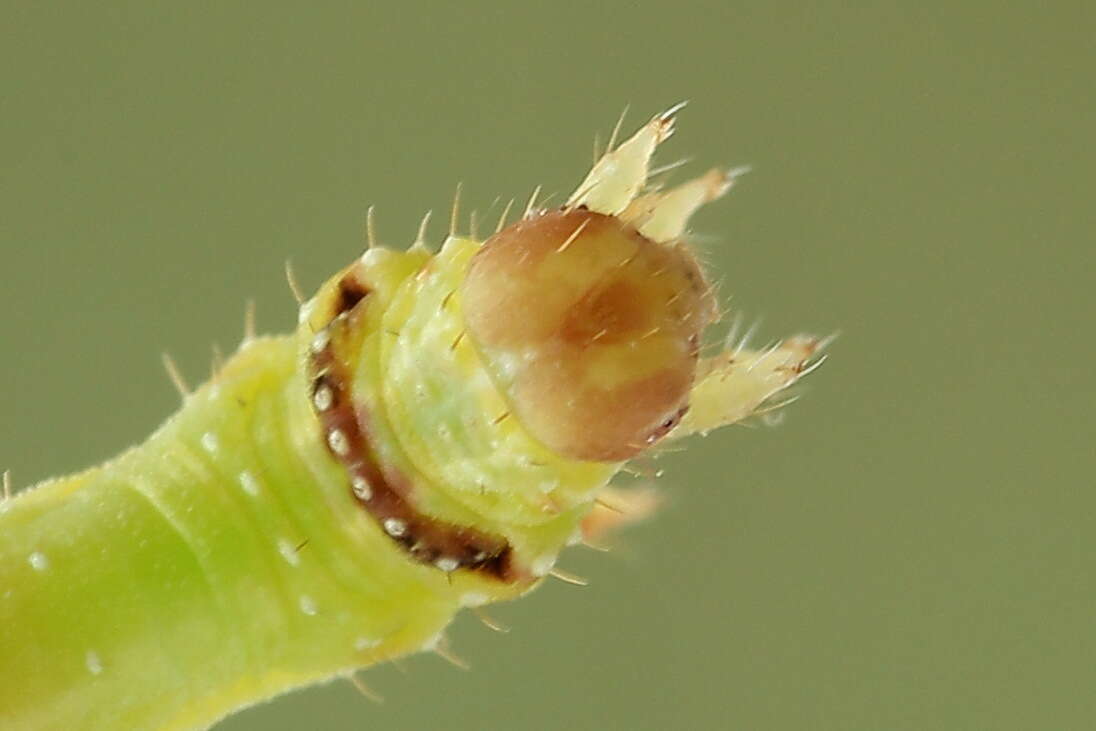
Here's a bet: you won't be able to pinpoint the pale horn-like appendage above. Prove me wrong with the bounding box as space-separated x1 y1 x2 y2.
559 104 829 445
566 103 684 215
621 167 747 243
673 335 833 438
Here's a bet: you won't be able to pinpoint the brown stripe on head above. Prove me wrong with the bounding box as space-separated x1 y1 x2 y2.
461 209 716 462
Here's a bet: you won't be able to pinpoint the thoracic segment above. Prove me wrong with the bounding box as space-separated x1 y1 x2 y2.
306 284 516 580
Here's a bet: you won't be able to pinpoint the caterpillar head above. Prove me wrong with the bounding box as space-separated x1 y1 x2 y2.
299 106 827 580
462 208 716 461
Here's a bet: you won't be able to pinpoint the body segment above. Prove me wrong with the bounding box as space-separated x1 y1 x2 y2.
0 337 460 729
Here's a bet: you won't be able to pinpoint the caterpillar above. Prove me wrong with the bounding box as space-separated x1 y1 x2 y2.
0 107 829 730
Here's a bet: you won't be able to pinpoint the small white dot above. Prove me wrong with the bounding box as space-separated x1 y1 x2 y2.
299 595 318 616
238 471 261 496
298 301 315 324
460 592 489 607
313 385 334 411
86 650 103 676
360 248 386 266
278 539 301 567
200 432 219 454
354 636 381 651
351 476 372 501
28 552 49 571
328 429 350 456
531 554 556 577
383 518 407 537
435 556 460 573
310 330 330 353
209 385 222 400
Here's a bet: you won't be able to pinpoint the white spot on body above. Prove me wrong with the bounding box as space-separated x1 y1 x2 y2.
360 248 386 267
435 556 459 573
461 592 489 607
310 329 330 354
238 471 261 496
28 552 49 571
328 429 350 456
298 595 318 616
278 539 301 567
298 300 315 325
421 633 442 651
86 650 103 676
313 385 334 411
531 554 557 577
354 636 381 651
200 432 219 454
351 476 372 501
383 518 407 537
495 352 524 381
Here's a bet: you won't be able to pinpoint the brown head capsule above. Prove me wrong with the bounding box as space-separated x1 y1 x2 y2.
461 208 716 462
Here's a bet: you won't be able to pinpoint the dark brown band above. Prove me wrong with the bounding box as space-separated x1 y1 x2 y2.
305 272 517 581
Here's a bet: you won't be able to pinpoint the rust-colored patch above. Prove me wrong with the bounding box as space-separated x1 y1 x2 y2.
307 304 518 582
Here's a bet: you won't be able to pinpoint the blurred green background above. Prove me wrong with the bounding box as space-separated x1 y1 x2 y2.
2 2 1093 729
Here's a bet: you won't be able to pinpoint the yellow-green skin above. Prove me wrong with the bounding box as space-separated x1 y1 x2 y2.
0 237 615 730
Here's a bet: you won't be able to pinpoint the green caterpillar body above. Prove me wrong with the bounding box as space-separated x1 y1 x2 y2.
1 234 598 729
0 109 829 730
